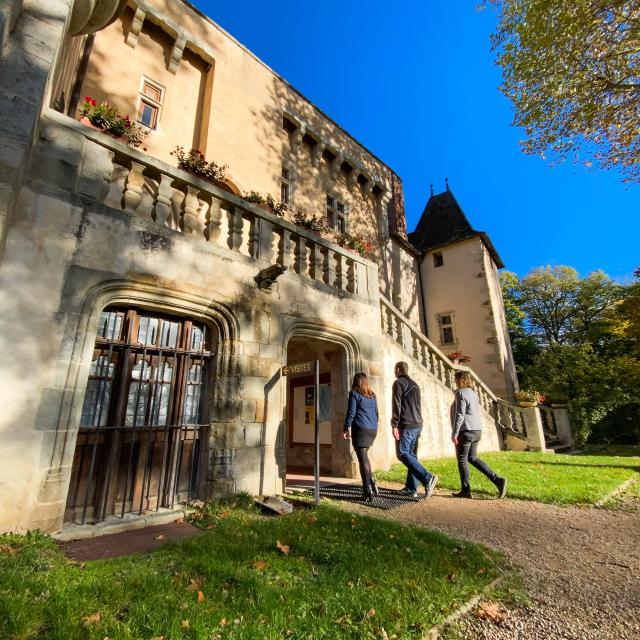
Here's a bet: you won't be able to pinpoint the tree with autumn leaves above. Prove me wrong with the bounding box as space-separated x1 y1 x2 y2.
484 1 640 182
501 266 640 444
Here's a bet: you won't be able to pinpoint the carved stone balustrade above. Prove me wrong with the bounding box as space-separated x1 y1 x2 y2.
42 110 378 302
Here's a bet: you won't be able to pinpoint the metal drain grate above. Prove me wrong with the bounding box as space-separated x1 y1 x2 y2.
305 483 427 510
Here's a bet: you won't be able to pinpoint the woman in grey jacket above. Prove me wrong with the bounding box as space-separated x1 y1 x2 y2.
451 371 507 499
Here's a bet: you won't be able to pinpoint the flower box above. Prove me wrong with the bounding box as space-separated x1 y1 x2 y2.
79 116 127 143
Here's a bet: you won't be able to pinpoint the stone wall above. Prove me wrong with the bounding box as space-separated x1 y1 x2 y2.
0 112 386 533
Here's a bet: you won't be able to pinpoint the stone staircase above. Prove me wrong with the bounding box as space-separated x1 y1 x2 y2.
379 296 573 453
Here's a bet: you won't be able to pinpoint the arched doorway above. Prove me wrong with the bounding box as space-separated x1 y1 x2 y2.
64 306 215 524
284 330 359 479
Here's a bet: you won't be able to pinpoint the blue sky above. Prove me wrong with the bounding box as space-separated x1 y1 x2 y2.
195 0 639 280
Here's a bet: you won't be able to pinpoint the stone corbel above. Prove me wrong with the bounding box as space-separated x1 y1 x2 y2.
310 142 325 168
362 176 374 197
168 34 186 74
347 167 360 190
330 155 343 181
291 125 305 154
125 7 145 47
69 0 127 35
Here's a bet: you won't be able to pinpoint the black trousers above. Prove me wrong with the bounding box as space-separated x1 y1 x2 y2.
353 446 372 488
456 430 498 493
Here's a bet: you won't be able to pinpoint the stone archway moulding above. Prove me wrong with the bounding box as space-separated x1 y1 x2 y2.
283 321 362 383
44 278 240 483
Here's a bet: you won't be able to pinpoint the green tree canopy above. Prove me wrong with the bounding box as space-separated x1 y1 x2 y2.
501 265 638 443
485 0 640 181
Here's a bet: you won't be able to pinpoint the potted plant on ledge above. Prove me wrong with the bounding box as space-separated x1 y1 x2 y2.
336 232 374 258
79 97 148 148
514 389 544 408
171 146 227 186
447 351 471 366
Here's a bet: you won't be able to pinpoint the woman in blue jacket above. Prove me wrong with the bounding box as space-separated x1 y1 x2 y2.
343 372 379 502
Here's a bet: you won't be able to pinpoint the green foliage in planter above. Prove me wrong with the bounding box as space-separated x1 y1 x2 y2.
79 96 148 147
336 232 374 257
171 146 227 183
293 210 328 234
242 191 287 217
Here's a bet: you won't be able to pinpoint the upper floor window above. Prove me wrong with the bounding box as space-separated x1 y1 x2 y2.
326 195 346 233
433 252 444 268
281 166 292 205
138 78 164 130
437 312 456 346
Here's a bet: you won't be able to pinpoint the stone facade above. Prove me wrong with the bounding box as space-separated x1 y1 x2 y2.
0 0 538 535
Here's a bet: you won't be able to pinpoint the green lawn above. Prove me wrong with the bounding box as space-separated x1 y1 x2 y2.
0 498 507 640
376 449 640 505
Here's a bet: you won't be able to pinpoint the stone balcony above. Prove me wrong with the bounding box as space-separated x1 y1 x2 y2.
34 109 379 305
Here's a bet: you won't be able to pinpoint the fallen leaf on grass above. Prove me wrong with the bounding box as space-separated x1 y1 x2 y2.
83 612 101 624
477 567 486 575
181 619 190 629
197 591 205 603
474 601 506 624
377 627 389 640
307 515 317 524
187 578 203 591
446 574 454 582
253 560 268 571
0 544 18 555
150 636 164 640
219 618 228 627
276 540 290 554
365 608 376 619
218 510 230 519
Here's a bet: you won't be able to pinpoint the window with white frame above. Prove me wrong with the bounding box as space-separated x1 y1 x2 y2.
326 195 346 233
137 78 164 130
437 312 456 346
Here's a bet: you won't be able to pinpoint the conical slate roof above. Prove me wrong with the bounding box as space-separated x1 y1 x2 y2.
408 189 504 268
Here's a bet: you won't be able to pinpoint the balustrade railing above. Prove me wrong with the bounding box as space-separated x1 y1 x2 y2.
51 111 377 301
539 405 559 438
379 296 497 415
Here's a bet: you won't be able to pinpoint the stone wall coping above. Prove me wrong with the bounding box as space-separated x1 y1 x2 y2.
43 109 379 271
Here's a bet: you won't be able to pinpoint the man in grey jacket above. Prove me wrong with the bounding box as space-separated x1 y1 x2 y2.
451 371 506 499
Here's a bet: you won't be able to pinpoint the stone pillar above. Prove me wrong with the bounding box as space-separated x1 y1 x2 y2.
0 0 125 261
553 408 573 446
522 407 547 452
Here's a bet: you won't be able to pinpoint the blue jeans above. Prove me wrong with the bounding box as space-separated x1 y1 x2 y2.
396 427 433 491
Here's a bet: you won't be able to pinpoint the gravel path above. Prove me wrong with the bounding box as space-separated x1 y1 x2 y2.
371 484 640 639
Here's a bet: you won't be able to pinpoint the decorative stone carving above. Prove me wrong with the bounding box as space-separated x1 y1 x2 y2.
329 155 343 181
69 0 127 36
291 125 305 154
123 161 145 213
310 142 325 168
153 173 173 225
125 7 145 47
181 185 201 234
347 167 359 190
168 35 186 74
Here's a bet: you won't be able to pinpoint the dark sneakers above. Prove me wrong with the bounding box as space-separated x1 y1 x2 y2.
451 491 472 499
398 487 418 498
495 477 507 499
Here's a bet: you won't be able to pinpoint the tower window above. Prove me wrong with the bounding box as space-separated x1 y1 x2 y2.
433 252 444 268
437 312 456 346
281 166 291 205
